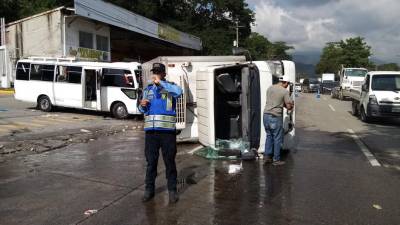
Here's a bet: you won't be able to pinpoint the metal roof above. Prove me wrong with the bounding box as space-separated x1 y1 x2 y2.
74 0 202 51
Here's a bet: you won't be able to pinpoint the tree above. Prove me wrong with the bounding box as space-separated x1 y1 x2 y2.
377 63 400 71
243 32 293 60
316 37 372 74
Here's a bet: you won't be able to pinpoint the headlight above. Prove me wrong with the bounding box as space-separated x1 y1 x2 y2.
369 95 378 105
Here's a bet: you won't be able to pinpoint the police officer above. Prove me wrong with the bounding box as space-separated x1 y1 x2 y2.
138 63 183 203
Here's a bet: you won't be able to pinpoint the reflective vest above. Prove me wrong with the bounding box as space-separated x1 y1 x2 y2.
139 81 182 131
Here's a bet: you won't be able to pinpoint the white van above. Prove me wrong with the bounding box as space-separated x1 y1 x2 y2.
14 57 142 119
142 57 296 152
350 72 400 122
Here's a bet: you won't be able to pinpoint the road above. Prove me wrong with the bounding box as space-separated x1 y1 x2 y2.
0 93 399 225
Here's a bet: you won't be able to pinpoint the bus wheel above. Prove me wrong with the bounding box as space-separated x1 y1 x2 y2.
38 96 52 112
112 102 128 119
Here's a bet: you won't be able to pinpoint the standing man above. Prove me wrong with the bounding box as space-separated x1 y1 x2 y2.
263 75 294 166
138 63 183 203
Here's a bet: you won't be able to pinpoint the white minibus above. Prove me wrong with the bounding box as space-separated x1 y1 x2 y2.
14 57 142 119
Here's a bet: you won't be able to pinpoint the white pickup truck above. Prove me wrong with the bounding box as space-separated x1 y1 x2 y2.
338 67 368 100
349 71 400 122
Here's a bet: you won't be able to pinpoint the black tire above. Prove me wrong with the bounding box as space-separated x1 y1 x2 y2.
360 106 370 123
38 96 52 112
112 102 129 119
351 101 359 116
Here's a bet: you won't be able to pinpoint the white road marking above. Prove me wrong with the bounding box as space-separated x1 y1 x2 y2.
348 129 381 167
187 145 204 155
329 104 336 112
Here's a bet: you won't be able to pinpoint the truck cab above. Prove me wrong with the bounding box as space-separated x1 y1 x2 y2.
339 67 368 100
355 71 400 122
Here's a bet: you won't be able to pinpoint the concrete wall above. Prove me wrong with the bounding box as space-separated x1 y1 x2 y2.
6 10 63 59
65 17 110 61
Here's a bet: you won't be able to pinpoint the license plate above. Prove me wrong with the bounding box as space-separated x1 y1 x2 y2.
392 108 400 113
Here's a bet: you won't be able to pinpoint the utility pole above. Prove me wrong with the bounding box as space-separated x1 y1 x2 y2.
232 19 244 47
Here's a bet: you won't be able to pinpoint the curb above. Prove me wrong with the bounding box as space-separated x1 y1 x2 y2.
0 90 14 95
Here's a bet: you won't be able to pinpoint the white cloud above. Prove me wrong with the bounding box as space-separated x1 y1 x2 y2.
248 0 400 63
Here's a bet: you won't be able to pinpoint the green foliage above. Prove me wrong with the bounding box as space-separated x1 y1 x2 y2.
377 63 400 71
316 37 372 74
0 0 71 22
243 33 293 60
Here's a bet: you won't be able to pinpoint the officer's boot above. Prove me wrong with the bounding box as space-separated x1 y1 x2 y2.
142 190 155 203
169 191 179 204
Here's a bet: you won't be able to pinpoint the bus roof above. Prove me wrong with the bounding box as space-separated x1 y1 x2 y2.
17 59 141 70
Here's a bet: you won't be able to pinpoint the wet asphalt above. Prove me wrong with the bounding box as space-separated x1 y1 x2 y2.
0 93 399 225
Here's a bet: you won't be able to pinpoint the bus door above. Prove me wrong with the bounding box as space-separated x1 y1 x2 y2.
83 67 101 110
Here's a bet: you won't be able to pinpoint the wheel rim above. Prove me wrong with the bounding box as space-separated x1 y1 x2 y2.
116 106 127 117
41 99 49 110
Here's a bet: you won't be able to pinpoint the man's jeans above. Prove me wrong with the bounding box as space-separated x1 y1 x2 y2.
263 113 284 161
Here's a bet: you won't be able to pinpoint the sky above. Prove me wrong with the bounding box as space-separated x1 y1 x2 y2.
246 0 400 65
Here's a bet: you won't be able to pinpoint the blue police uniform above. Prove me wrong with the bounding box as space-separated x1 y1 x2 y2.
139 80 182 130
138 80 182 195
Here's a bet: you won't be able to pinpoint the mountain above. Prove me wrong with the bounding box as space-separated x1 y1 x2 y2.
295 62 316 78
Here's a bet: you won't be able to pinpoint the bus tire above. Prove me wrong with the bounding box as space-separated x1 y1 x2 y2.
38 96 53 112
112 102 128 119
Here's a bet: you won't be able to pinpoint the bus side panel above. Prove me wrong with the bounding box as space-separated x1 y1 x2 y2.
102 87 139 115
54 83 83 108
14 80 37 103
19 81 54 104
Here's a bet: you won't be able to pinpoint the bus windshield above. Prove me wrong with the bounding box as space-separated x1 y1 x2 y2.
372 75 400 91
344 69 367 77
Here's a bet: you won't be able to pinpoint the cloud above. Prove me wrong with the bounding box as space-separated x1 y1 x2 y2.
248 0 400 63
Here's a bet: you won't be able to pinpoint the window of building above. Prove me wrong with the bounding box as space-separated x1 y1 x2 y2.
30 64 55 81
16 62 30 80
102 68 134 88
79 31 93 49
56 66 82 84
96 35 109 52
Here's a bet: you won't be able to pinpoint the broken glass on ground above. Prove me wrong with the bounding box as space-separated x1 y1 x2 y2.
194 139 250 160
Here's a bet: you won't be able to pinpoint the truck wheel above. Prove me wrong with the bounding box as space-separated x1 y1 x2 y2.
112 102 129 119
38 96 53 112
360 106 370 123
351 101 359 116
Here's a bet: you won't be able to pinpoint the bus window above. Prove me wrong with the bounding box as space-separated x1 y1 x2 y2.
102 68 134 88
16 62 30 80
56 66 82 84
30 64 55 81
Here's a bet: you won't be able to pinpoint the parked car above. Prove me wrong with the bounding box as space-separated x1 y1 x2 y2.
320 81 339 94
301 78 320 93
295 83 302 92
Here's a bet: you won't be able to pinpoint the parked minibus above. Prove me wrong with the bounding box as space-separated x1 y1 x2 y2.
14 57 142 119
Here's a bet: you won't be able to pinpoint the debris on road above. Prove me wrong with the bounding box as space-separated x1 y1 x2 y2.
372 204 382 210
80 129 91 133
84 209 98 216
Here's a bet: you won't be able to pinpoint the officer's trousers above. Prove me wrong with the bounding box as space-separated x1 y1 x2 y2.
144 130 177 192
